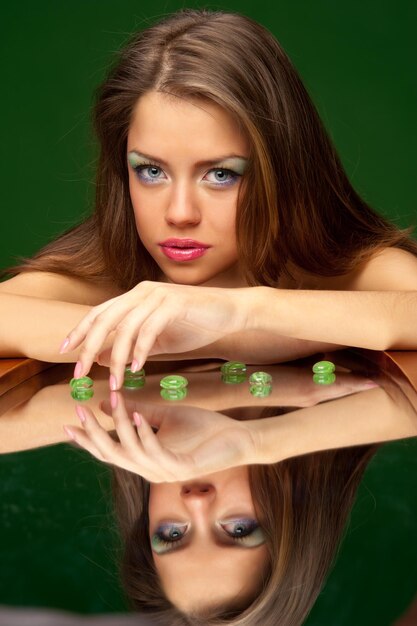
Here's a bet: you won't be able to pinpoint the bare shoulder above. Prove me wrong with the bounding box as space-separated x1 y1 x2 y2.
0 271 124 304
282 248 417 291
345 247 417 291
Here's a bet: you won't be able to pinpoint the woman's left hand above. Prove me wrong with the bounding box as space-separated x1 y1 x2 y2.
60 281 258 389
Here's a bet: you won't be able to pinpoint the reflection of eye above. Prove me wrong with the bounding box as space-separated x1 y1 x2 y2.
220 519 265 546
151 523 188 553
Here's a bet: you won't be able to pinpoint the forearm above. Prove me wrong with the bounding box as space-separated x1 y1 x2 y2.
251 387 417 464
251 288 417 350
0 293 92 362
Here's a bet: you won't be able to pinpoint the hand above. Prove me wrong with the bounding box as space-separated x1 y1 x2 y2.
63 392 260 482
60 281 256 389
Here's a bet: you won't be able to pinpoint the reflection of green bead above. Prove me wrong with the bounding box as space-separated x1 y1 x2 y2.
249 371 272 385
250 384 272 397
160 375 188 390
221 361 247 384
123 366 146 389
71 388 94 401
249 371 272 396
221 373 247 384
313 373 336 385
312 361 335 374
160 388 188 401
70 376 93 390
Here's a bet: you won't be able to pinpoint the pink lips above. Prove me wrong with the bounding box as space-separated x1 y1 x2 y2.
159 238 211 262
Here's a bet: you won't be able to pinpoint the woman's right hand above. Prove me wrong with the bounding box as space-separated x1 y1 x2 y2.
63 393 260 482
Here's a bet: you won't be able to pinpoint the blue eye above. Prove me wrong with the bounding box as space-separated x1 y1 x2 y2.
132 162 165 183
204 168 240 187
151 523 188 553
220 519 265 546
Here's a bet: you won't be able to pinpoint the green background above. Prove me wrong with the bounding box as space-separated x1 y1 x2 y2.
1 0 417 623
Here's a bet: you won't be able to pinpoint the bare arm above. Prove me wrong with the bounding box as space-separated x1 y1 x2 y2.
0 272 122 361
250 248 417 351
0 271 342 364
251 386 417 464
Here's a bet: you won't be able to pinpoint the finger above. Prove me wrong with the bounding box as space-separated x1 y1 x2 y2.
100 399 171 431
61 299 117 354
75 404 121 462
131 300 181 372
110 392 144 453
108 291 167 389
62 424 106 462
134 411 177 468
75 300 139 378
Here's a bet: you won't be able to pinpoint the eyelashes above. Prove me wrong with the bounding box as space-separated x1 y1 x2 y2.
151 519 264 554
129 160 242 188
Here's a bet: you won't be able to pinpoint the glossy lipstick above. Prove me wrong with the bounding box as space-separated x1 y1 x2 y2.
159 238 211 262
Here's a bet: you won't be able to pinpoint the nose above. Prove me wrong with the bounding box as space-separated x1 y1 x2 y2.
165 181 201 227
180 483 216 501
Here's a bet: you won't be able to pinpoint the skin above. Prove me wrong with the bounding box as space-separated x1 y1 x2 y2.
148 467 269 612
127 90 251 288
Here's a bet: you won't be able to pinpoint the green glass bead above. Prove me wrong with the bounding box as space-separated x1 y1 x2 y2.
160 375 188 390
249 371 272 385
221 361 247 376
69 376 93 390
313 373 336 385
160 388 188 401
250 384 272 398
220 361 247 384
312 361 335 374
123 366 146 389
71 388 94 401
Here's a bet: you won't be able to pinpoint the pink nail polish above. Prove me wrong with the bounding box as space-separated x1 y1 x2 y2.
76 405 86 423
109 374 117 391
110 391 118 410
74 361 83 378
63 425 76 440
131 359 139 373
59 337 70 354
133 412 142 427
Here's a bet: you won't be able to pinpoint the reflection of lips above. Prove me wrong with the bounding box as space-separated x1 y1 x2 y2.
158 238 211 262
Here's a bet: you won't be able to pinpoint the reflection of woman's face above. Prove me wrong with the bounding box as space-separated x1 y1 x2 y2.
148 466 269 613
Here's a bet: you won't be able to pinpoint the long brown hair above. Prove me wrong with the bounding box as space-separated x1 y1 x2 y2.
112 445 379 625
4 8 417 287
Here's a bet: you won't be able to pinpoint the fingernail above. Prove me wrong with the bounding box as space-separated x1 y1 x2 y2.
109 375 118 391
364 380 379 388
110 391 118 410
59 337 70 354
133 412 142 427
76 405 86 423
63 425 76 440
74 361 83 379
131 359 139 373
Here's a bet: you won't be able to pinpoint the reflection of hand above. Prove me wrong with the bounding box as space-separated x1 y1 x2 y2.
60 281 255 390
64 392 259 482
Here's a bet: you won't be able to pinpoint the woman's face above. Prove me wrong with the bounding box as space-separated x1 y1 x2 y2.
127 90 250 288
148 467 269 613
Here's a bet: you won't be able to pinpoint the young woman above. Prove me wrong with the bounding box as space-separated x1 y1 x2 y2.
1 7 417 623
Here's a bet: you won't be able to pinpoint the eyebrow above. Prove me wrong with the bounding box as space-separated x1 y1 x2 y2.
128 149 248 167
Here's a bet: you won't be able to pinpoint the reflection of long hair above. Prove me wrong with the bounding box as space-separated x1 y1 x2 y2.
112 445 379 625
5 8 416 286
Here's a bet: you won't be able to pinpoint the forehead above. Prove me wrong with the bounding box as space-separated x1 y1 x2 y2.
127 90 249 155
